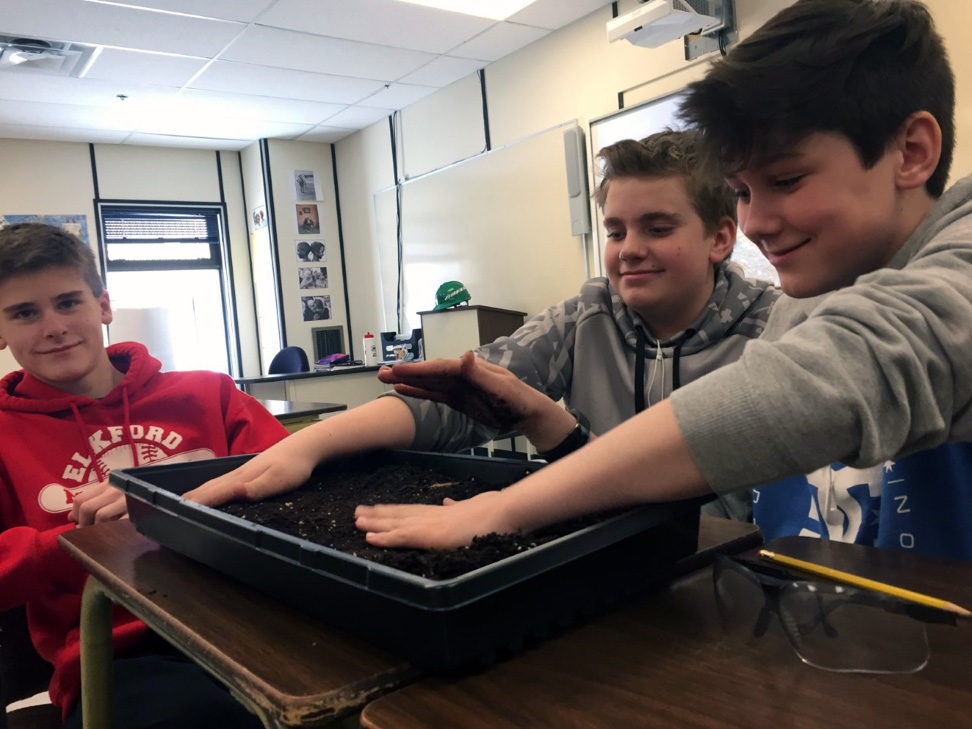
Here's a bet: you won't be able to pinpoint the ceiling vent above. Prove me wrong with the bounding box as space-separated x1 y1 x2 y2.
0 35 99 77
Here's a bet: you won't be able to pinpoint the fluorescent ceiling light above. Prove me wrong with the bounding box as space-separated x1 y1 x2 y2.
397 0 538 21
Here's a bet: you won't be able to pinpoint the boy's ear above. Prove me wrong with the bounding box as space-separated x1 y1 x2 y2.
893 111 941 191
99 291 113 326
708 216 736 264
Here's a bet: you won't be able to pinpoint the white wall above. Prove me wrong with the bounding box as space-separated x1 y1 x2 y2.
335 0 972 360
265 139 345 363
0 139 255 377
0 139 96 375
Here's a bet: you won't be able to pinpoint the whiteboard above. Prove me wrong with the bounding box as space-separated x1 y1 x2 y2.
373 123 589 334
587 92 779 285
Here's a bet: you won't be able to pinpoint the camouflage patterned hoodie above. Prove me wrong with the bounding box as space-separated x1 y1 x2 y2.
399 260 779 457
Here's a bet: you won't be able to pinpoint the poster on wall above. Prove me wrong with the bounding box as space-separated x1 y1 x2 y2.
298 266 328 290
295 239 326 262
293 170 319 201
301 294 331 321
251 204 267 230
296 204 320 234
0 214 90 245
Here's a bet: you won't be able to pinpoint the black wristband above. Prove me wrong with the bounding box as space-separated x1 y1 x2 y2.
536 409 591 463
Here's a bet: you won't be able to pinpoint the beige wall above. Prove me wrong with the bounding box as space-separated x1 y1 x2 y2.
0 139 256 377
335 0 972 356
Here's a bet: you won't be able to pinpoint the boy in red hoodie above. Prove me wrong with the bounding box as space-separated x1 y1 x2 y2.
0 222 288 728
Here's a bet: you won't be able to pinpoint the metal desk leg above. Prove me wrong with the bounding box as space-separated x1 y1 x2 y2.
80 578 114 729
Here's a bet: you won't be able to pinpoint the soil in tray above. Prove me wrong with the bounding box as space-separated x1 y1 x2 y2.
219 461 611 580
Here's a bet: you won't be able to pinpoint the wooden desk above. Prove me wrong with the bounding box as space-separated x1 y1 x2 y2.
58 521 420 728
360 536 972 729
255 399 347 432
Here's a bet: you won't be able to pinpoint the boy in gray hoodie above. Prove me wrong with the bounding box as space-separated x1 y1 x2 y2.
343 0 972 554
188 130 778 520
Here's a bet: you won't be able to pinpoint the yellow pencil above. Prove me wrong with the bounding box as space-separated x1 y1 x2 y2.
759 549 972 618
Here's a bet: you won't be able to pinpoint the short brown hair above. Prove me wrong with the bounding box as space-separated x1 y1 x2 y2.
679 0 954 197
0 223 104 295
595 129 736 234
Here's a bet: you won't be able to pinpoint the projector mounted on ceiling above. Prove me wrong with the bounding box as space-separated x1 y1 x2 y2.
607 0 735 58
0 35 98 77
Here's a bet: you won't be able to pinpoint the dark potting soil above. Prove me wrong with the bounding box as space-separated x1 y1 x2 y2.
219 462 612 580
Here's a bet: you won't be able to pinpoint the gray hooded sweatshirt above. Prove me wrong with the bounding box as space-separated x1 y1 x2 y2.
671 173 972 494
393 260 779 516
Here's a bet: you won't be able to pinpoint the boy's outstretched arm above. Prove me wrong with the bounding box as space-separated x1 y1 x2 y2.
185 396 417 506
378 351 583 452
354 400 711 549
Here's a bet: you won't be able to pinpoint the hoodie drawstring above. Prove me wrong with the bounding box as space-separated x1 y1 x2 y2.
635 327 693 414
69 386 138 484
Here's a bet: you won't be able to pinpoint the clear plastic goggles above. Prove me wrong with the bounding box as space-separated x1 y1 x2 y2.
712 555 955 674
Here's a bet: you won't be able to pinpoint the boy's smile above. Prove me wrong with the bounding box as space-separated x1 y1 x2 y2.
727 131 930 298
602 175 734 341
0 266 118 398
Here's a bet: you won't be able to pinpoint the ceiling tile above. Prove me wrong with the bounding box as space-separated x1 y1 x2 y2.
321 105 393 128
449 22 549 62
0 73 180 109
221 26 436 82
101 0 275 23
398 56 483 87
133 113 314 140
3 0 244 57
507 0 613 30
189 61 386 104
125 131 250 150
0 122 129 144
84 48 208 87
357 82 439 109
297 125 357 144
176 89 346 125
0 100 142 131
260 0 494 55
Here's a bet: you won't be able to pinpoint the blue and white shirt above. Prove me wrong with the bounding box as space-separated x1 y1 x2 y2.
754 442 972 560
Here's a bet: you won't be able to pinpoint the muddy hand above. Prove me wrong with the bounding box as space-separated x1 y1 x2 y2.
378 351 530 432
354 490 509 549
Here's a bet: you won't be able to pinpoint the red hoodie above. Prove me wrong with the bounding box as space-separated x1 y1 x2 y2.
0 341 289 717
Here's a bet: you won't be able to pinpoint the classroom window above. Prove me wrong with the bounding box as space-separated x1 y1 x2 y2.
98 204 236 375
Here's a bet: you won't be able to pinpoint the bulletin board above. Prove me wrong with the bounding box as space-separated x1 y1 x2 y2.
374 122 589 334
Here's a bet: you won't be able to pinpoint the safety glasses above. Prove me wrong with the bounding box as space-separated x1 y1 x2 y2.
712 555 955 674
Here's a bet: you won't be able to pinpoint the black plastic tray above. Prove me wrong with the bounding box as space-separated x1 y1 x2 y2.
112 450 703 669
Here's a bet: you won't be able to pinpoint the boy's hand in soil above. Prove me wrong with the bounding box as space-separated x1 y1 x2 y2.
69 480 129 527
355 490 511 550
185 434 319 506
378 351 580 451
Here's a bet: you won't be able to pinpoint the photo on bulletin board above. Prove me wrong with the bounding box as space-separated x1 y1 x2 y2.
301 294 331 321
296 204 320 234
0 214 90 246
293 170 319 201
251 205 267 230
295 239 326 262
297 266 328 290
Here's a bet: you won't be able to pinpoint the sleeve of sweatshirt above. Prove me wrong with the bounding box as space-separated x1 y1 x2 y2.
669 239 972 493
219 376 291 453
0 522 80 610
393 297 579 452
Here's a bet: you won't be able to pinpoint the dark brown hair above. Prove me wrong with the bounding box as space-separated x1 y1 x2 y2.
679 0 954 197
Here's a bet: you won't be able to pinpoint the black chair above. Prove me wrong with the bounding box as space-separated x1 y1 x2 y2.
1 606 60 729
267 346 309 375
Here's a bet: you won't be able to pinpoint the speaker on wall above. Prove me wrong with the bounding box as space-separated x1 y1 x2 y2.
563 125 592 236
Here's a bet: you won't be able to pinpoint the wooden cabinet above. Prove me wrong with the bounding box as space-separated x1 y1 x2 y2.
418 305 526 359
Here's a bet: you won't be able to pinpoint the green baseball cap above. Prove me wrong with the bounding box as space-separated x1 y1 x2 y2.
433 280 471 310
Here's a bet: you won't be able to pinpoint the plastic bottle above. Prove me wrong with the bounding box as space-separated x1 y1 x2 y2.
362 332 379 366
